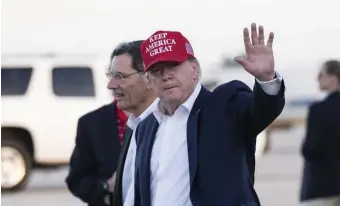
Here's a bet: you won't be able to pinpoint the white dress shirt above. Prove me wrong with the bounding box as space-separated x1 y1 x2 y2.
122 98 159 206
148 75 283 206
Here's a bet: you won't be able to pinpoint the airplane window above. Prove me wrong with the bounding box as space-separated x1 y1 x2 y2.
1 67 33 95
52 67 95 97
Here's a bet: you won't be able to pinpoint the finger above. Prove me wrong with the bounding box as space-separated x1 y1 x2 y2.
258 25 265 45
251 23 258 45
233 57 249 68
267 32 274 47
243 28 251 52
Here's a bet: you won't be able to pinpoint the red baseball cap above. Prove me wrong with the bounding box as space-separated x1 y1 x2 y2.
141 30 195 72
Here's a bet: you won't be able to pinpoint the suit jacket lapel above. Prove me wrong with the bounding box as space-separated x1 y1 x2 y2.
187 86 210 186
102 103 120 150
112 127 133 206
134 115 159 206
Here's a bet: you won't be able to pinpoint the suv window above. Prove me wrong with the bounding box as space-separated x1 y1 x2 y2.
52 67 95 97
1 67 33 96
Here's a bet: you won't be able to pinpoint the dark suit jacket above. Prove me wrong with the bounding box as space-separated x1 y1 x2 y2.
112 128 133 206
65 103 121 206
300 91 340 201
134 80 285 206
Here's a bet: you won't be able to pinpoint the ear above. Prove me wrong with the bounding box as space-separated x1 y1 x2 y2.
191 62 199 81
143 73 152 90
146 80 152 90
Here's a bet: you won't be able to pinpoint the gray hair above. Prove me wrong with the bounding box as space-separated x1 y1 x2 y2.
188 58 202 80
110 40 145 72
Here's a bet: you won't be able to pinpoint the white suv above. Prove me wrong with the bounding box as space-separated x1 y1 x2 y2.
1 54 112 191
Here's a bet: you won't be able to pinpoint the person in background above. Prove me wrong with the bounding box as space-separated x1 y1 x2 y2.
65 49 129 206
106 40 158 206
300 60 340 206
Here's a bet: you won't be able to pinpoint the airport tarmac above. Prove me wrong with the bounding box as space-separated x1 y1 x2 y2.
2 128 305 206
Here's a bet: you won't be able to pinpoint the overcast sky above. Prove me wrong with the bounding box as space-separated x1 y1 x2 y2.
2 0 340 69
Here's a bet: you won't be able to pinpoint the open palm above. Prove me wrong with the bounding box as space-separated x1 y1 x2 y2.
234 23 275 81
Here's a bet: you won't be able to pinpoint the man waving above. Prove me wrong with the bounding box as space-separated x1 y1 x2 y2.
133 23 285 206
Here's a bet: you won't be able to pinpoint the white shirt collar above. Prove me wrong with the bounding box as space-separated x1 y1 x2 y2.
153 83 202 123
127 98 159 130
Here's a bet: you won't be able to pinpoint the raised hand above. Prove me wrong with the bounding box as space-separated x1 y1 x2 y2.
234 23 275 81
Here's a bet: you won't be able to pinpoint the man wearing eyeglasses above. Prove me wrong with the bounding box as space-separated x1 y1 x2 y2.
65 40 156 206
106 41 158 206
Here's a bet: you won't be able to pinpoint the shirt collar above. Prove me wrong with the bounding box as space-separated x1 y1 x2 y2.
153 83 202 123
127 98 159 130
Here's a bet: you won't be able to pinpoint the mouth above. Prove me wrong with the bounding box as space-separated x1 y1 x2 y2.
113 92 125 99
164 86 176 91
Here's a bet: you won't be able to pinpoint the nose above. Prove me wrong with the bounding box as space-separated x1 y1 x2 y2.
107 78 120 89
161 67 173 81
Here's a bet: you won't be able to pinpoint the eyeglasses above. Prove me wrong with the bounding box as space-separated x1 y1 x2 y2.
106 71 141 80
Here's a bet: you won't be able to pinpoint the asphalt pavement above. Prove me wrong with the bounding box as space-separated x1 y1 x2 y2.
2 128 305 206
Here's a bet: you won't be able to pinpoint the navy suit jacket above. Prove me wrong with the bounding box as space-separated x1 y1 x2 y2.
134 80 285 206
300 91 340 201
66 103 121 206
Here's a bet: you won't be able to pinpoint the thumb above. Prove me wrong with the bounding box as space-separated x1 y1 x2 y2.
233 57 248 67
